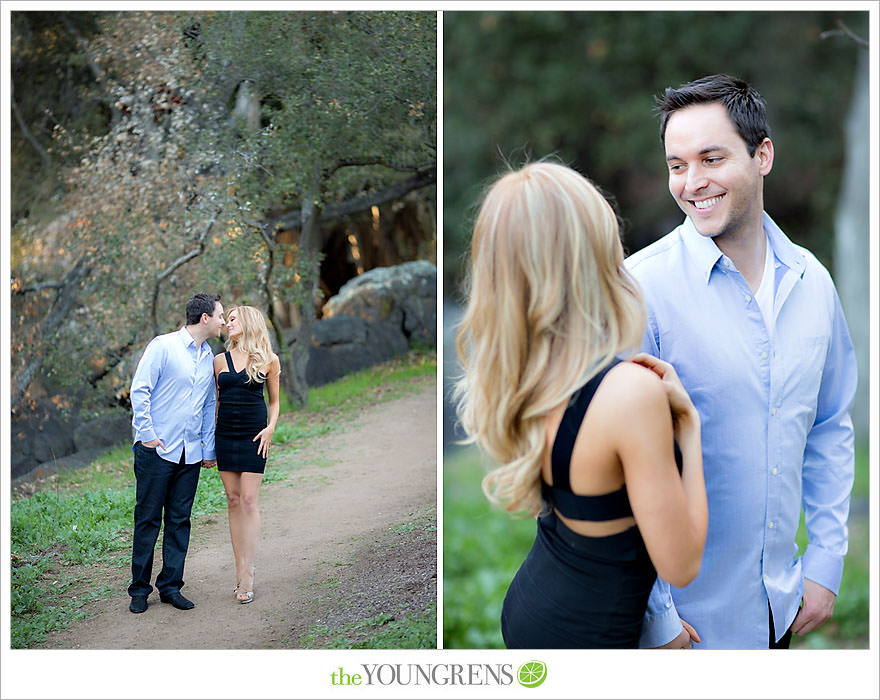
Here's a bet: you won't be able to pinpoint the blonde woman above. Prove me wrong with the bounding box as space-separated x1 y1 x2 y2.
213 305 281 604
454 162 708 648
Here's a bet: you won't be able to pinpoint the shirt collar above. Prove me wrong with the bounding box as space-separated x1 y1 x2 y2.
680 217 724 285
761 211 806 279
680 211 805 285
178 325 202 350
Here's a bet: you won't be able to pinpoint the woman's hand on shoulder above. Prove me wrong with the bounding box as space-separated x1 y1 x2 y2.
597 361 673 456
631 353 699 438
601 360 670 426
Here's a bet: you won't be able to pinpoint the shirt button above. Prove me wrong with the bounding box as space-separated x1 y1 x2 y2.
745 294 752 303
724 260 732 268
771 467 779 475
770 407 777 416
768 521 775 529
760 351 768 359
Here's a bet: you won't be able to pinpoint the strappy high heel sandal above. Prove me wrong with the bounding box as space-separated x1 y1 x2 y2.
237 567 255 604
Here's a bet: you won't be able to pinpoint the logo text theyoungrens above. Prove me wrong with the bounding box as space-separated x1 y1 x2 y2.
330 664 516 686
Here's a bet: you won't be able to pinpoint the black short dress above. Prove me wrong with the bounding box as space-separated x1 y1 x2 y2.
500 359 658 649
216 351 268 474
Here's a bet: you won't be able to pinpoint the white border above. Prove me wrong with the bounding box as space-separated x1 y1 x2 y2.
436 8 446 653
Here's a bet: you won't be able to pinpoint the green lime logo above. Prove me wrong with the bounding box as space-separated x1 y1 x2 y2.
517 660 547 688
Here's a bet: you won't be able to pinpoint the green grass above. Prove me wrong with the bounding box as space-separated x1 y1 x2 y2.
443 447 535 649
791 443 869 648
443 443 869 650
11 488 135 565
11 348 436 649
852 443 869 499
302 604 437 649
304 348 436 414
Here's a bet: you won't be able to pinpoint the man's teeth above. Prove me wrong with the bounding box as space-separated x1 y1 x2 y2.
693 196 723 210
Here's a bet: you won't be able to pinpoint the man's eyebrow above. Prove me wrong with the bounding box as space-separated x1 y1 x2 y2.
666 145 731 162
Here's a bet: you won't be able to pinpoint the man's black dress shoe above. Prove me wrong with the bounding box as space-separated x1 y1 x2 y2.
129 595 148 614
159 591 195 610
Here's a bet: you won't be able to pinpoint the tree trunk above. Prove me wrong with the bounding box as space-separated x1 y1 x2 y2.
149 210 219 335
233 80 260 132
11 255 92 414
284 194 324 408
833 49 869 442
257 221 296 406
11 82 51 167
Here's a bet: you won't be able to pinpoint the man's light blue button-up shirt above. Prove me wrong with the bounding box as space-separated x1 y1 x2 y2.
626 213 857 649
130 326 217 465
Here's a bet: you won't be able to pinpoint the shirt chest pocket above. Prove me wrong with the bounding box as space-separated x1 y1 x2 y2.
777 335 828 420
189 362 214 397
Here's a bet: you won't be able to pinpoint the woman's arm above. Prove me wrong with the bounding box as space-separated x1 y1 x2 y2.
265 354 281 431
213 352 225 380
609 360 708 588
212 353 225 420
254 354 281 459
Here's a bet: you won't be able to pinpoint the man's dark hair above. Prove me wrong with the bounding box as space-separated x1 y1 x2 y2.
185 293 221 325
655 74 771 157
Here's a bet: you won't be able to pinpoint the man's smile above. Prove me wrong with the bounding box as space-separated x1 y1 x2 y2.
691 194 724 211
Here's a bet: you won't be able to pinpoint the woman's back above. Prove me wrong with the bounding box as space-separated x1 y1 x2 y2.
502 359 660 648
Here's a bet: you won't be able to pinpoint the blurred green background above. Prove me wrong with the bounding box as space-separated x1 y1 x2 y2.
443 9 868 290
442 9 870 650
444 445 869 649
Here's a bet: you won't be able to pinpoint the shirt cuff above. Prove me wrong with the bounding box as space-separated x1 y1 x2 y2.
803 544 845 596
135 430 157 445
639 579 683 648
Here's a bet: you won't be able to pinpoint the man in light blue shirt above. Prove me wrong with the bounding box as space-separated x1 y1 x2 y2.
127 293 225 614
626 75 857 648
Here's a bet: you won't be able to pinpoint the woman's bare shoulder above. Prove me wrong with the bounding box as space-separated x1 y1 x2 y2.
588 361 673 459
268 353 281 374
598 360 668 417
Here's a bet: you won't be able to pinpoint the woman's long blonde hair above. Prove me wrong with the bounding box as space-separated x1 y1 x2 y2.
453 162 646 517
226 305 275 383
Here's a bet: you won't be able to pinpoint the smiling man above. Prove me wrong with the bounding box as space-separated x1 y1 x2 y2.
626 75 857 649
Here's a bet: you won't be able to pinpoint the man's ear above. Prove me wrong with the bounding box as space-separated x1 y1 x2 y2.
756 137 774 177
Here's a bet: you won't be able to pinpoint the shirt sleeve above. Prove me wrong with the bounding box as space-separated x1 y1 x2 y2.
634 306 687 646
639 577 684 647
130 338 164 445
801 289 857 595
200 371 217 461
639 306 661 356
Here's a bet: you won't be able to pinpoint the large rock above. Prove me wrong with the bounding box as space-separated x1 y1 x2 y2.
307 315 408 386
11 402 131 483
322 260 437 346
73 408 132 452
305 261 436 386
11 401 77 480
12 447 111 493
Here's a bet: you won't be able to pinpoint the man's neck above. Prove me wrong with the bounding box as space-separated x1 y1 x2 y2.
184 323 208 347
714 223 767 294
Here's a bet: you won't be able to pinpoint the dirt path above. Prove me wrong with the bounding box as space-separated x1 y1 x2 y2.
37 385 437 649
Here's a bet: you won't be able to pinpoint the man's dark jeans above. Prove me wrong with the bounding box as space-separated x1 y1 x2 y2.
128 442 201 598
769 607 793 649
